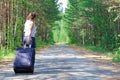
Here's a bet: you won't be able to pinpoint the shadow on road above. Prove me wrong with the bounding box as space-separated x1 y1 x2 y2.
0 45 119 80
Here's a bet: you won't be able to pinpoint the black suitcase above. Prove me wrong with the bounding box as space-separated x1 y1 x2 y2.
13 48 35 73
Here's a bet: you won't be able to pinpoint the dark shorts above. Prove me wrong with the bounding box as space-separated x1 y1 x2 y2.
23 36 36 48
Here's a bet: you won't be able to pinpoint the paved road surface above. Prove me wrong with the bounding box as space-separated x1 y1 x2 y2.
0 44 119 80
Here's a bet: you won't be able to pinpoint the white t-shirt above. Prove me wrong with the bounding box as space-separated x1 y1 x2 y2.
24 20 36 37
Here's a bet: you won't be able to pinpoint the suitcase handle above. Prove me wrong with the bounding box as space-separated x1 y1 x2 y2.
24 44 31 48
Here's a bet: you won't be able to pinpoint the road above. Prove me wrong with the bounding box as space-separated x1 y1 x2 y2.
0 44 119 80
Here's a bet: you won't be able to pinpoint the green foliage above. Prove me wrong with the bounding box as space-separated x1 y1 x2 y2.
2 0 120 62
65 0 120 50
0 47 15 60
52 15 70 43
36 40 48 48
85 46 110 54
113 48 120 62
0 0 60 60
64 0 120 61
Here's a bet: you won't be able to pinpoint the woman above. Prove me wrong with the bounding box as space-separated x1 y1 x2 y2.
23 12 36 48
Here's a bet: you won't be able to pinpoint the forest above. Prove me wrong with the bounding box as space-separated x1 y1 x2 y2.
0 0 120 62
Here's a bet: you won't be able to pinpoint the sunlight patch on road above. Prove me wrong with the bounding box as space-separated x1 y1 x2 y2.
36 54 85 59
83 54 112 60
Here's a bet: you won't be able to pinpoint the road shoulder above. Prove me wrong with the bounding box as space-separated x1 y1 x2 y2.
69 45 120 80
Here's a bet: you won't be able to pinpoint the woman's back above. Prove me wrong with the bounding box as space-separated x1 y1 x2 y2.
24 20 36 37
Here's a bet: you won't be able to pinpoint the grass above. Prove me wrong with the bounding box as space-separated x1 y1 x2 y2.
0 47 16 60
1 42 120 63
36 40 54 48
112 49 120 62
70 43 114 57
71 44 110 54
0 41 52 61
70 43 120 62
85 46 111 54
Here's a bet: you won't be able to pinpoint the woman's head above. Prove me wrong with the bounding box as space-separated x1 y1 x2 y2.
27 12 36 20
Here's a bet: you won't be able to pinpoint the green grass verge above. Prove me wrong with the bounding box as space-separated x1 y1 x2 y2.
70 44 114 57
0 47 16 60
71 44 110 54
70 43 120 62
112 49 120 62
36 41 54 48
0 41 52 61
85 46 111 54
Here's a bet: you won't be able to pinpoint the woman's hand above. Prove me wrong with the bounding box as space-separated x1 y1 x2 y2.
26 37 31 45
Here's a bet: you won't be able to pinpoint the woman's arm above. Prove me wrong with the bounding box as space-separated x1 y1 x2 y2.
26 22 34 45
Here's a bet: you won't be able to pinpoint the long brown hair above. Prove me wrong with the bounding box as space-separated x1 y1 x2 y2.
27 12 36 20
